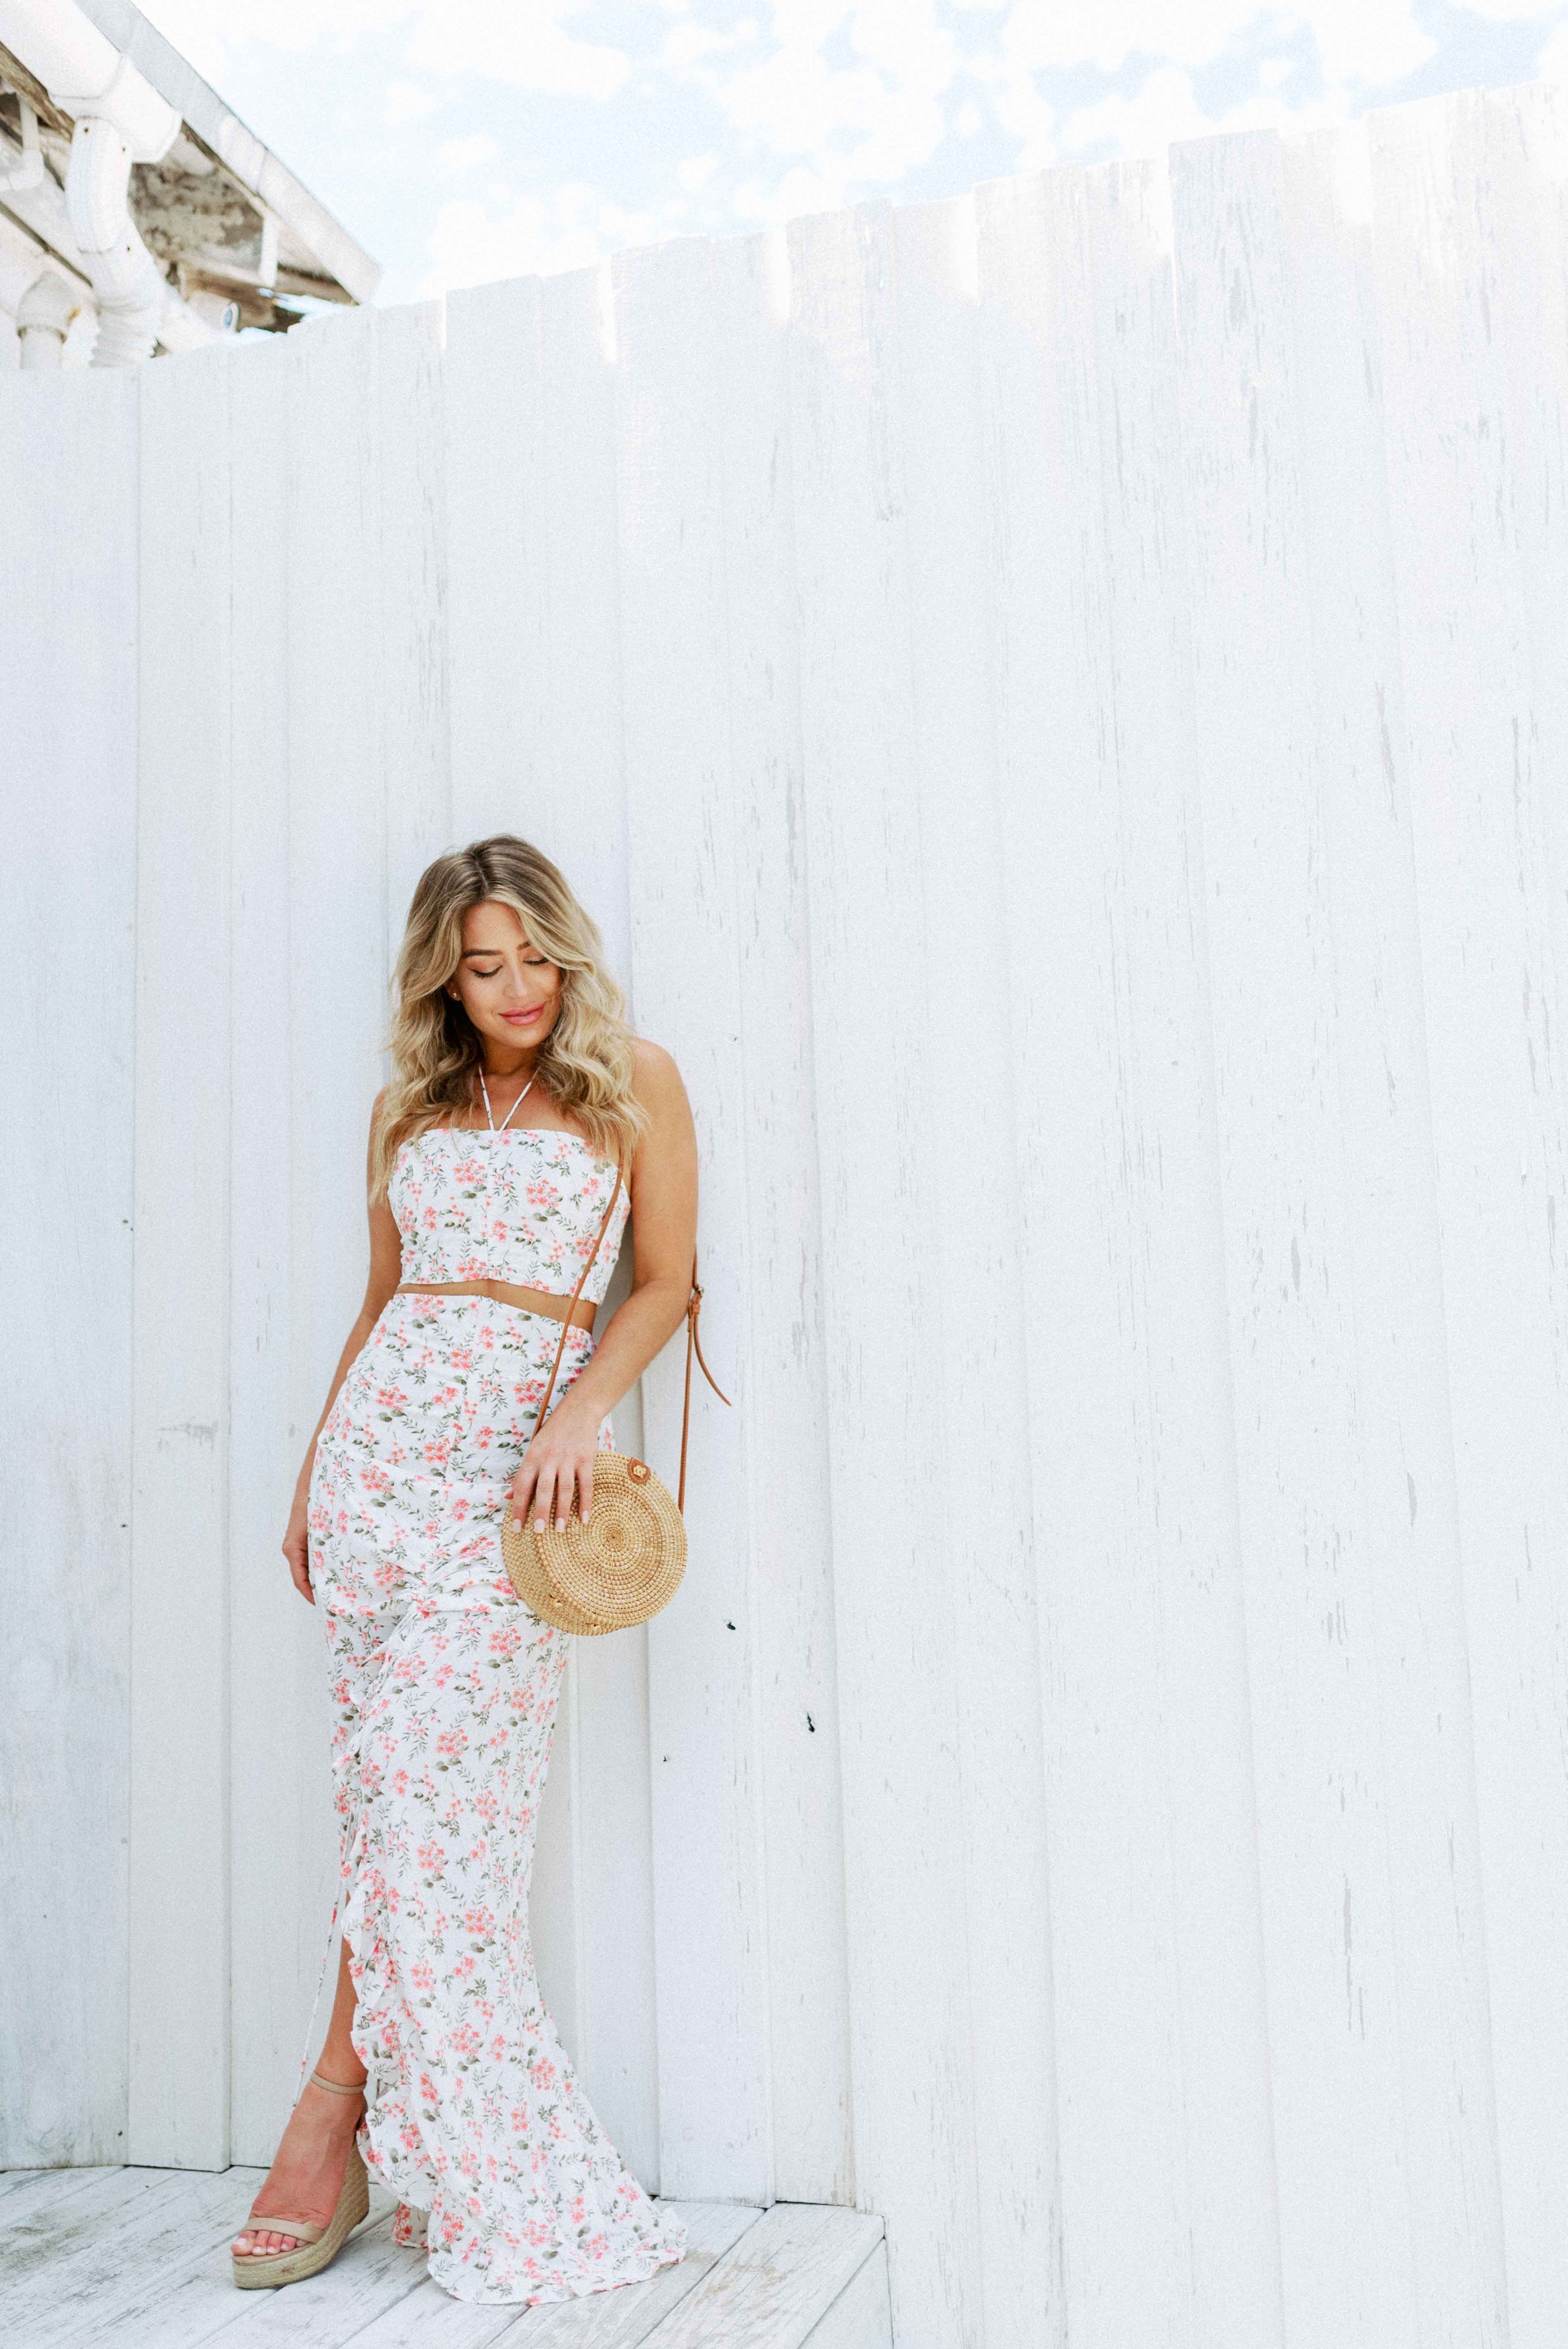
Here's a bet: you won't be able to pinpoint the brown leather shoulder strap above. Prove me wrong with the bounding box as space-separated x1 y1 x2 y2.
533 1160 626 1431
678 1254 730 1511
533 1166 731 1517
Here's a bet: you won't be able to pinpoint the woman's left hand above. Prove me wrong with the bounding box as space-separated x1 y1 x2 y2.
512 1394 602 1533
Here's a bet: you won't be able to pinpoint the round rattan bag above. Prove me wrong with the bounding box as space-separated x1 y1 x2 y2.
501 1453 685 1636
498 1160 728 1637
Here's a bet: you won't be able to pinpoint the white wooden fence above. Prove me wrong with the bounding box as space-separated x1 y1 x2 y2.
4 77 1567 2349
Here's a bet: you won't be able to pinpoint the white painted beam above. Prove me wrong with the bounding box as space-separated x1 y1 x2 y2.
0 369 138 2167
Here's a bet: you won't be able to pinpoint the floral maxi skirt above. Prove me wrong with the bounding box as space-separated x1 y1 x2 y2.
306 1290 685 2306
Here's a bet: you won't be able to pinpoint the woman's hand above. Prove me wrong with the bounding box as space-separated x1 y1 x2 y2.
283 1489 314 1604
512 1394 602 1534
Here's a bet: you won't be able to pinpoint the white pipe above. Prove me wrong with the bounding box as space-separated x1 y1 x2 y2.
0 93 43 193
65 112 166 362
15 265 76 366
0 0 217 364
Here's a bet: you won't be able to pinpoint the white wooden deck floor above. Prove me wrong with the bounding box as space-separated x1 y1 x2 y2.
0 2168 890 2349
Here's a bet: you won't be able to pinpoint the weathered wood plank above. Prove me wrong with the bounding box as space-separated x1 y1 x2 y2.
614 231 772 2206
798 2243 891 2349
130 339 235 2171
892 190 1058 2348
225 328 325 2176
97 2192 400 2348
0 369 137 2168
49 2169 270 2348
349 2201 759 2346
374 301 452 942
0 2165 122 2218
13 2167 256 2343
444 264 658 2188
444 272 545 844
0 2163 201 2294
274 305 391 2132
979 152 1282 2349
709 225 852 2207
1172 122 1418 2346
1371 83 1568 2349
639 2205 883 2349
525 262 654 2192
1277 117 1508 2348
786 199 980 2346
444 266 584 2088
185 2198 417 2345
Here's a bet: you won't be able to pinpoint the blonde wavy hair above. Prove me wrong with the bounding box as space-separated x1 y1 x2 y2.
370 834 646 1200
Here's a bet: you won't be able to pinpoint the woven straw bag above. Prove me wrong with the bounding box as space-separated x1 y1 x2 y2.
500 1162 728 1634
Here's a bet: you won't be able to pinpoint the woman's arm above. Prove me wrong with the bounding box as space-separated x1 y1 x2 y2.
511 1040 699 1536
283 1091 405 1603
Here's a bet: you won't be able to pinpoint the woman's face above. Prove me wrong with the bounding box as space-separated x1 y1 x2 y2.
447 899 562 1058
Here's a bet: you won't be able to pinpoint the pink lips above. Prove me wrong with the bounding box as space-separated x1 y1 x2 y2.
504 1008 541 1023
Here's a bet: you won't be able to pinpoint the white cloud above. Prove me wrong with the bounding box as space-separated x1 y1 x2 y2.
385 77 439 123
138 0 415 76
422 184 668 292
405 0 632 100
1308 2 1434 85
993 0 1434 85
673 0 961 203
140 0 632 102
1055 61 1329 159
733 159 864 219
436 131 501 175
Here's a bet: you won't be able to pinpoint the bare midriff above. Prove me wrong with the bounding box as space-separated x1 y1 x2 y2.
395 1278 598 1332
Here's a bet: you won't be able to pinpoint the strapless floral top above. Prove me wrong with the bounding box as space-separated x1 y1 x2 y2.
390 1126 629 1301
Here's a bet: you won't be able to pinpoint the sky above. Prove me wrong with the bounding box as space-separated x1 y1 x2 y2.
135 0 1568 304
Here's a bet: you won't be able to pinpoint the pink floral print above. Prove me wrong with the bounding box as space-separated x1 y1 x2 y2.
305 1129 683 2307
389 1125 630 1297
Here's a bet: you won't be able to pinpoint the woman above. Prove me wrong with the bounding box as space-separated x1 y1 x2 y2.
231 834 695 2305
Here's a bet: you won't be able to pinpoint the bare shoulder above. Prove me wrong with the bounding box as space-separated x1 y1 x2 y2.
629 1036 691 1119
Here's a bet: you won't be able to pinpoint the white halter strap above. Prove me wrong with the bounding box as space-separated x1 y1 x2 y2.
478 1068 534 1133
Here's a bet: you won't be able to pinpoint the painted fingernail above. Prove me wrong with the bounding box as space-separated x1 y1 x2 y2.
556 1516 567 1532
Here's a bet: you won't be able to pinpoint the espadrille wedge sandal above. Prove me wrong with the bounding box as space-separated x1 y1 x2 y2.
231 2072 370 2291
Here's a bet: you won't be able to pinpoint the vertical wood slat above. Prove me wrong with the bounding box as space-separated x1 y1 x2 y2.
979 157 1283 2348
1172 125 1420 2347
531 264 657 2188
129 345 233 2169
1277 119 1507 2346
444 275 544 842
1371 85 1568 2349
444 271 586 2081
1078 157 1285 2349
0 371 138 2167
376 302 453 946
444 262 660 2186
279 311 390 2143
787 201 982 2348
710 226 853 2208
614 232 772 2206
226 304 455 2168
891 193 1057 2348
226 330 316 2168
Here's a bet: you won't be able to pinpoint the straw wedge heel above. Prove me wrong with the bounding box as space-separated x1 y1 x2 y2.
232 2071 371 2291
